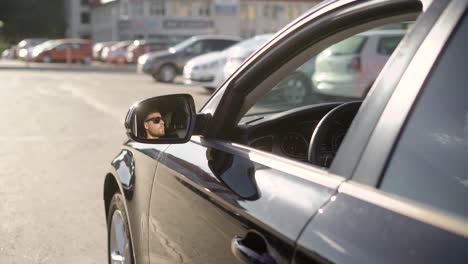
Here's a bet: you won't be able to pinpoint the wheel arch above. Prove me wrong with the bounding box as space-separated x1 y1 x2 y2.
103 173 120 218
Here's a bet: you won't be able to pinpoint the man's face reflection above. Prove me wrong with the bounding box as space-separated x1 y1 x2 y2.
144 112 165 139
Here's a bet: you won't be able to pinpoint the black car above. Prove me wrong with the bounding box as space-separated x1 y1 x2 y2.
104 0 468 263
138 35 241 83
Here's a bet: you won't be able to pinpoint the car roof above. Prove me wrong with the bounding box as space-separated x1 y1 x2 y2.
191 35 242 41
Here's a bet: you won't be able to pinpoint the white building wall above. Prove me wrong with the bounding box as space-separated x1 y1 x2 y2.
212 0 241 36
90 0 318 42
91 1 119 42
65 0 92 39
239 0 319 38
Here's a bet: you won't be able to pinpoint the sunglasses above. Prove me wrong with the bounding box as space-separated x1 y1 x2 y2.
145 116 164 124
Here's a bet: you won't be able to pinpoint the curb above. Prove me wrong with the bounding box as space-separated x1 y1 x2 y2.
0 62 137 74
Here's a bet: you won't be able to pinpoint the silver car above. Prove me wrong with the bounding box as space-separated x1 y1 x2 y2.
313 29 407 98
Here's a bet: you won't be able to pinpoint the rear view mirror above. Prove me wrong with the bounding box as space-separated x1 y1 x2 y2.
124 94 197 144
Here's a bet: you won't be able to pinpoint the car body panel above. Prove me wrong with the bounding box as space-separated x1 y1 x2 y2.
32 39 92 62
293 184 468 264
294 1 468 264
104 1 468 264
105 142 171 263
148 138 343 263
183 51 226 89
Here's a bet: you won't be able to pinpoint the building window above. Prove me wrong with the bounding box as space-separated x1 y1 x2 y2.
121 1 129 16
272 5 284 19
248 4 256 20
81 12 90 24
241 3 248 19
263 4 270 18
150 0 165 15
175 0 189 16
193 2 210 16
133 3 144 16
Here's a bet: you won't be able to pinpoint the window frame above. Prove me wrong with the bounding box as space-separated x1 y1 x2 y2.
198 0 426 178
351 0 466 186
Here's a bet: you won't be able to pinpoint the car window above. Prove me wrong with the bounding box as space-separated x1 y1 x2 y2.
55 43 70 50
380 13 468 219
244 23 410 117
208 39 237 51
188 40 204 55
377 35 404 55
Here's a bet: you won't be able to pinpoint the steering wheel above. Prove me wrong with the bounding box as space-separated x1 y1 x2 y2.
308 101 362 167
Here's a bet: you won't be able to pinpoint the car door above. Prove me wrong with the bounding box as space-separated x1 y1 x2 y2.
146 1 424 263
177 40 206 70
294 1 468 263
51 43 69 61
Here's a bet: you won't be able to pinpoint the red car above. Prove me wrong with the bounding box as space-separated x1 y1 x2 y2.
126 40 170 63
32 39 93 63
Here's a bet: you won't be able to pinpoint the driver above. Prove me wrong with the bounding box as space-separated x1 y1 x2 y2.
144 110 165 139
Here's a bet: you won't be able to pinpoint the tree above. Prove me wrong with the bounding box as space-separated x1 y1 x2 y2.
0 0 66 44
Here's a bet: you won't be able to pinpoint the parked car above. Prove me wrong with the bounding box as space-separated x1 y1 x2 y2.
104 1 468 264
1 46 17 59
312 30 407 98
16 38 48 60
126 40 170 64
138 35 241 83
223 33 275 79
31 39 92 63
183 34 274 90
104 40 133 64
93 41 117 60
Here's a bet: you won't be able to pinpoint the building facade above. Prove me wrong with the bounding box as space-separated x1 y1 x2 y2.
65 0 92 39
90 0 319 43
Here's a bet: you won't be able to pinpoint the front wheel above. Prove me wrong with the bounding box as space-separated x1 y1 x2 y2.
82 56 92 65
42 55 51 63
157 64 176 83
279 72 313 104
107 193 134 264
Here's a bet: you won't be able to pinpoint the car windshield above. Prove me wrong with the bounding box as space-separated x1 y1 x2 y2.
37 40 61 49
168 37 195 53
227 34 274 52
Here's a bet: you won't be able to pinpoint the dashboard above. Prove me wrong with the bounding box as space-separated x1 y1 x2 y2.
249 121 318 161
238 103 346 165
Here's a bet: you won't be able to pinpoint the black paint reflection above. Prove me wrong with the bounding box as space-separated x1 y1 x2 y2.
207 148 260 200
111 149 135 199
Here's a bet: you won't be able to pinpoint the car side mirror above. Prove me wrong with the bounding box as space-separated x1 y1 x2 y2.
124 94 202 144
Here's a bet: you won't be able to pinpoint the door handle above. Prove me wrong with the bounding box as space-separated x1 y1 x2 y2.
231 233 276 264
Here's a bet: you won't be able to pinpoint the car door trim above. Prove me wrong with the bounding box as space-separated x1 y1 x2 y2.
191 136 344 189
339 181 468 238
352 0 467 186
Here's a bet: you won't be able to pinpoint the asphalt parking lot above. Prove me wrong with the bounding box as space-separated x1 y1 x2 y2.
0 61 212 263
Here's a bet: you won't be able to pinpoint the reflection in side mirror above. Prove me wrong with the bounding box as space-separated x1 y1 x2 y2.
124 94 197 144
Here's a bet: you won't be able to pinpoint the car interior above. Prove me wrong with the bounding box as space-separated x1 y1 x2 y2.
232 15 420 169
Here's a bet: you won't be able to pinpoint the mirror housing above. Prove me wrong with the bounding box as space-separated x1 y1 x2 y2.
124 94 199 144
